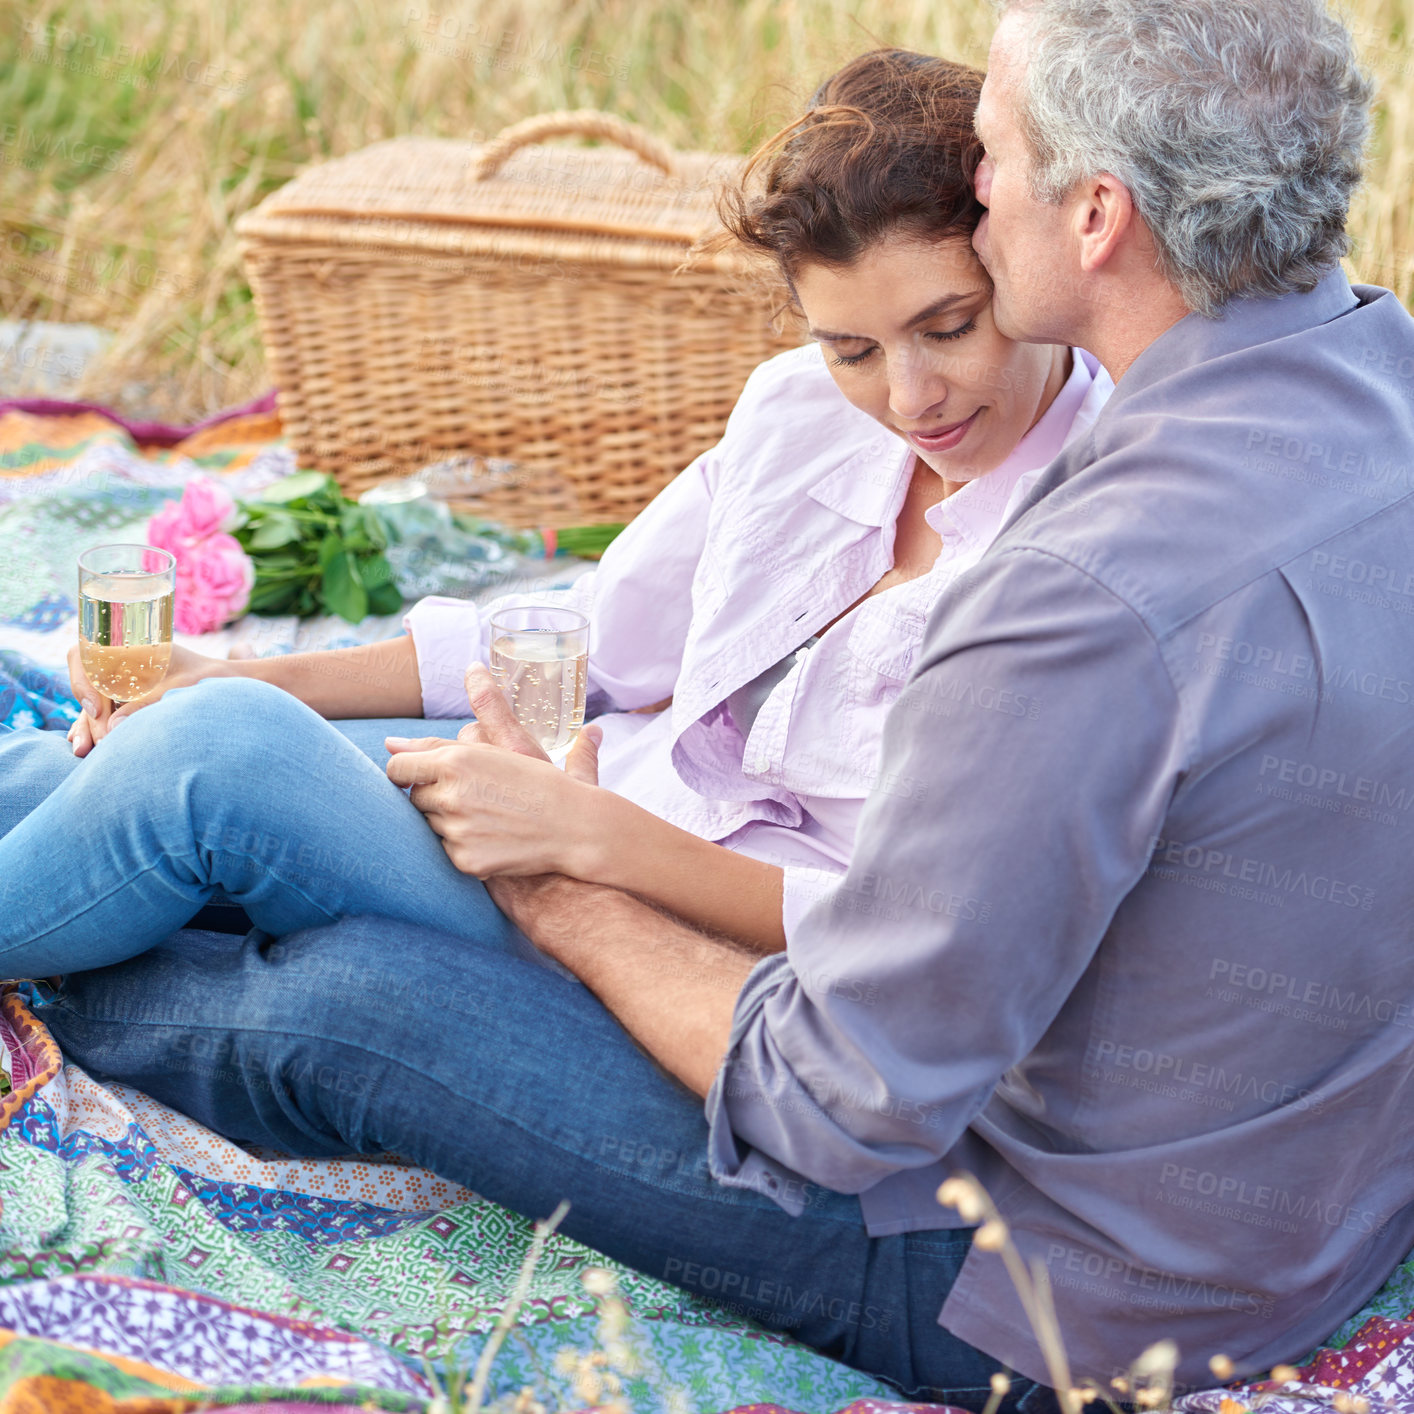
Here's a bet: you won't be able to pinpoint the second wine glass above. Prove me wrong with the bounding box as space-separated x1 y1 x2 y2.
487 605 590 762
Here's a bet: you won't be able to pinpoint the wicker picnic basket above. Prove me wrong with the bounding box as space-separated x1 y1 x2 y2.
235 111 800 529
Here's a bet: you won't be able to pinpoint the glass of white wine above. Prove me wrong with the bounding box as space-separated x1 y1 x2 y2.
488 605 590 762
77 544 177 706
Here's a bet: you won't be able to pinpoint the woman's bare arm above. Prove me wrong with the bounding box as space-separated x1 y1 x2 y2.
569 789 788 953
243 636 424 718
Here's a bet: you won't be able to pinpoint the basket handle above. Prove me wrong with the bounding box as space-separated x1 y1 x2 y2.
471 109 678 181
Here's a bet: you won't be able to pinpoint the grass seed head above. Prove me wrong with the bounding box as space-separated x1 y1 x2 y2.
581 1266 618 1297
937 1176 988 1223
973 1218 1009 1251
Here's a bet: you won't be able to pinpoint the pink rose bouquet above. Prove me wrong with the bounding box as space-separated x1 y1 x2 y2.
148 476 256 633
147 470 406 628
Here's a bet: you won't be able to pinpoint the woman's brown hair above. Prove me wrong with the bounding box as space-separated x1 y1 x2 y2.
718 48 986 282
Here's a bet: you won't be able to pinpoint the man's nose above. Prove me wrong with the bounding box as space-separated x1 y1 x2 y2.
974 154 994 206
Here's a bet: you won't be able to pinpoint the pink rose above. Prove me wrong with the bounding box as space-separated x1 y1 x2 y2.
148 475 240 554
150 475 254 633
147 498 188 556
172 534 255 634
175 475 240 540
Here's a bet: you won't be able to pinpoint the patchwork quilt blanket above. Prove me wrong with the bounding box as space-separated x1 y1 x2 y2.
4 398 1414 1414
0 984 912 1412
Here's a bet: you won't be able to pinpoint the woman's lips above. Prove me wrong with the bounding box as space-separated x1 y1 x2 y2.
904 408 981 454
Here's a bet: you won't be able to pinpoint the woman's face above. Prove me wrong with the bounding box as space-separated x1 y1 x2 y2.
792 230 1066 482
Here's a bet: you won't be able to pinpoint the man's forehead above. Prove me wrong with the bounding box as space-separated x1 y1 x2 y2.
985 10 1029 88
978 15 1027 135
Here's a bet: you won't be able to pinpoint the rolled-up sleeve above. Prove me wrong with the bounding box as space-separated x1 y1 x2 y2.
705 546 1188 1203
403 444 720 719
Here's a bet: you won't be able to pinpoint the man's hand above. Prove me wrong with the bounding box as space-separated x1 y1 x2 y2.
385 663 606 878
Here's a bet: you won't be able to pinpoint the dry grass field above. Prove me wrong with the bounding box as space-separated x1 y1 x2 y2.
0 0 1410 421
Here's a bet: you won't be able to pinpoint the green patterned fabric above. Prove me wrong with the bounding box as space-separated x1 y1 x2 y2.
0 1087 895 1413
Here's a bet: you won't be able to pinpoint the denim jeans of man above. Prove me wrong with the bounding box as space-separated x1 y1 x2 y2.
0 680 1058 1411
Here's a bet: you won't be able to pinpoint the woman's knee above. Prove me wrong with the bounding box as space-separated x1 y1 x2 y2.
134 675 330 765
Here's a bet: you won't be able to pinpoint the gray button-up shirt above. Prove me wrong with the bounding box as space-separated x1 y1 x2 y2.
705 269 1414 1390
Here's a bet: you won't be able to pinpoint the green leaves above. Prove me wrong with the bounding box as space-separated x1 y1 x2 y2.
255 470 338 506
233 472 402 624
246 511 301 550
554 523 626 559
321 549 368 623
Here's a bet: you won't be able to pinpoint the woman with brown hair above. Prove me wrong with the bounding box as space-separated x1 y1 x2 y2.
8 44 1114 967
15 47 1110 965
2 56 1107 1404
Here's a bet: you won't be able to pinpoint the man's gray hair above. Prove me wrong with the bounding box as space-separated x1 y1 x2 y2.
995 0 1374 315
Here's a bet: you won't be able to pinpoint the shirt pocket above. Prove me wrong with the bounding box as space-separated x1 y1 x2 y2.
844 591 927 689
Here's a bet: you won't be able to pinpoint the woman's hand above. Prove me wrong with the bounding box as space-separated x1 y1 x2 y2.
66 642 238 757
385 664 606 879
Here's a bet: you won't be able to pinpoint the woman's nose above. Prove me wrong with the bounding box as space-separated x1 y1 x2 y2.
888 351 948 423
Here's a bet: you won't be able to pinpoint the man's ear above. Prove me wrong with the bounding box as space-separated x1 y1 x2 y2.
1074 173 1136 275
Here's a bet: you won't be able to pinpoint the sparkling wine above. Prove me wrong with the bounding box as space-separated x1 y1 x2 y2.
79 575 174 703
489 632 588 756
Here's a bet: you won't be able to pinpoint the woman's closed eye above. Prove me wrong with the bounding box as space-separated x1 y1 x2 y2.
826 318 979 367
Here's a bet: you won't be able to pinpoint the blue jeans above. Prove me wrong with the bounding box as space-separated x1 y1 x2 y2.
0 680 1054 1410
0 677 526 976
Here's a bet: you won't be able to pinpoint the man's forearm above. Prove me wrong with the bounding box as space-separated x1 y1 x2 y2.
575 792 787 954
244 636 424 718
490 875 759 1096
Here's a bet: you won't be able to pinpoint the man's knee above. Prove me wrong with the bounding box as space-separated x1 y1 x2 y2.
259 916 505 1037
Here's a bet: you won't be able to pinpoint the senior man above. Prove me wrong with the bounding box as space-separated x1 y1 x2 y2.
31 0 1414 1404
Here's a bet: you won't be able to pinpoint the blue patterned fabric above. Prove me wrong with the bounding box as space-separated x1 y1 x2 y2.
0 650 79 733
169 1168 431 1247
